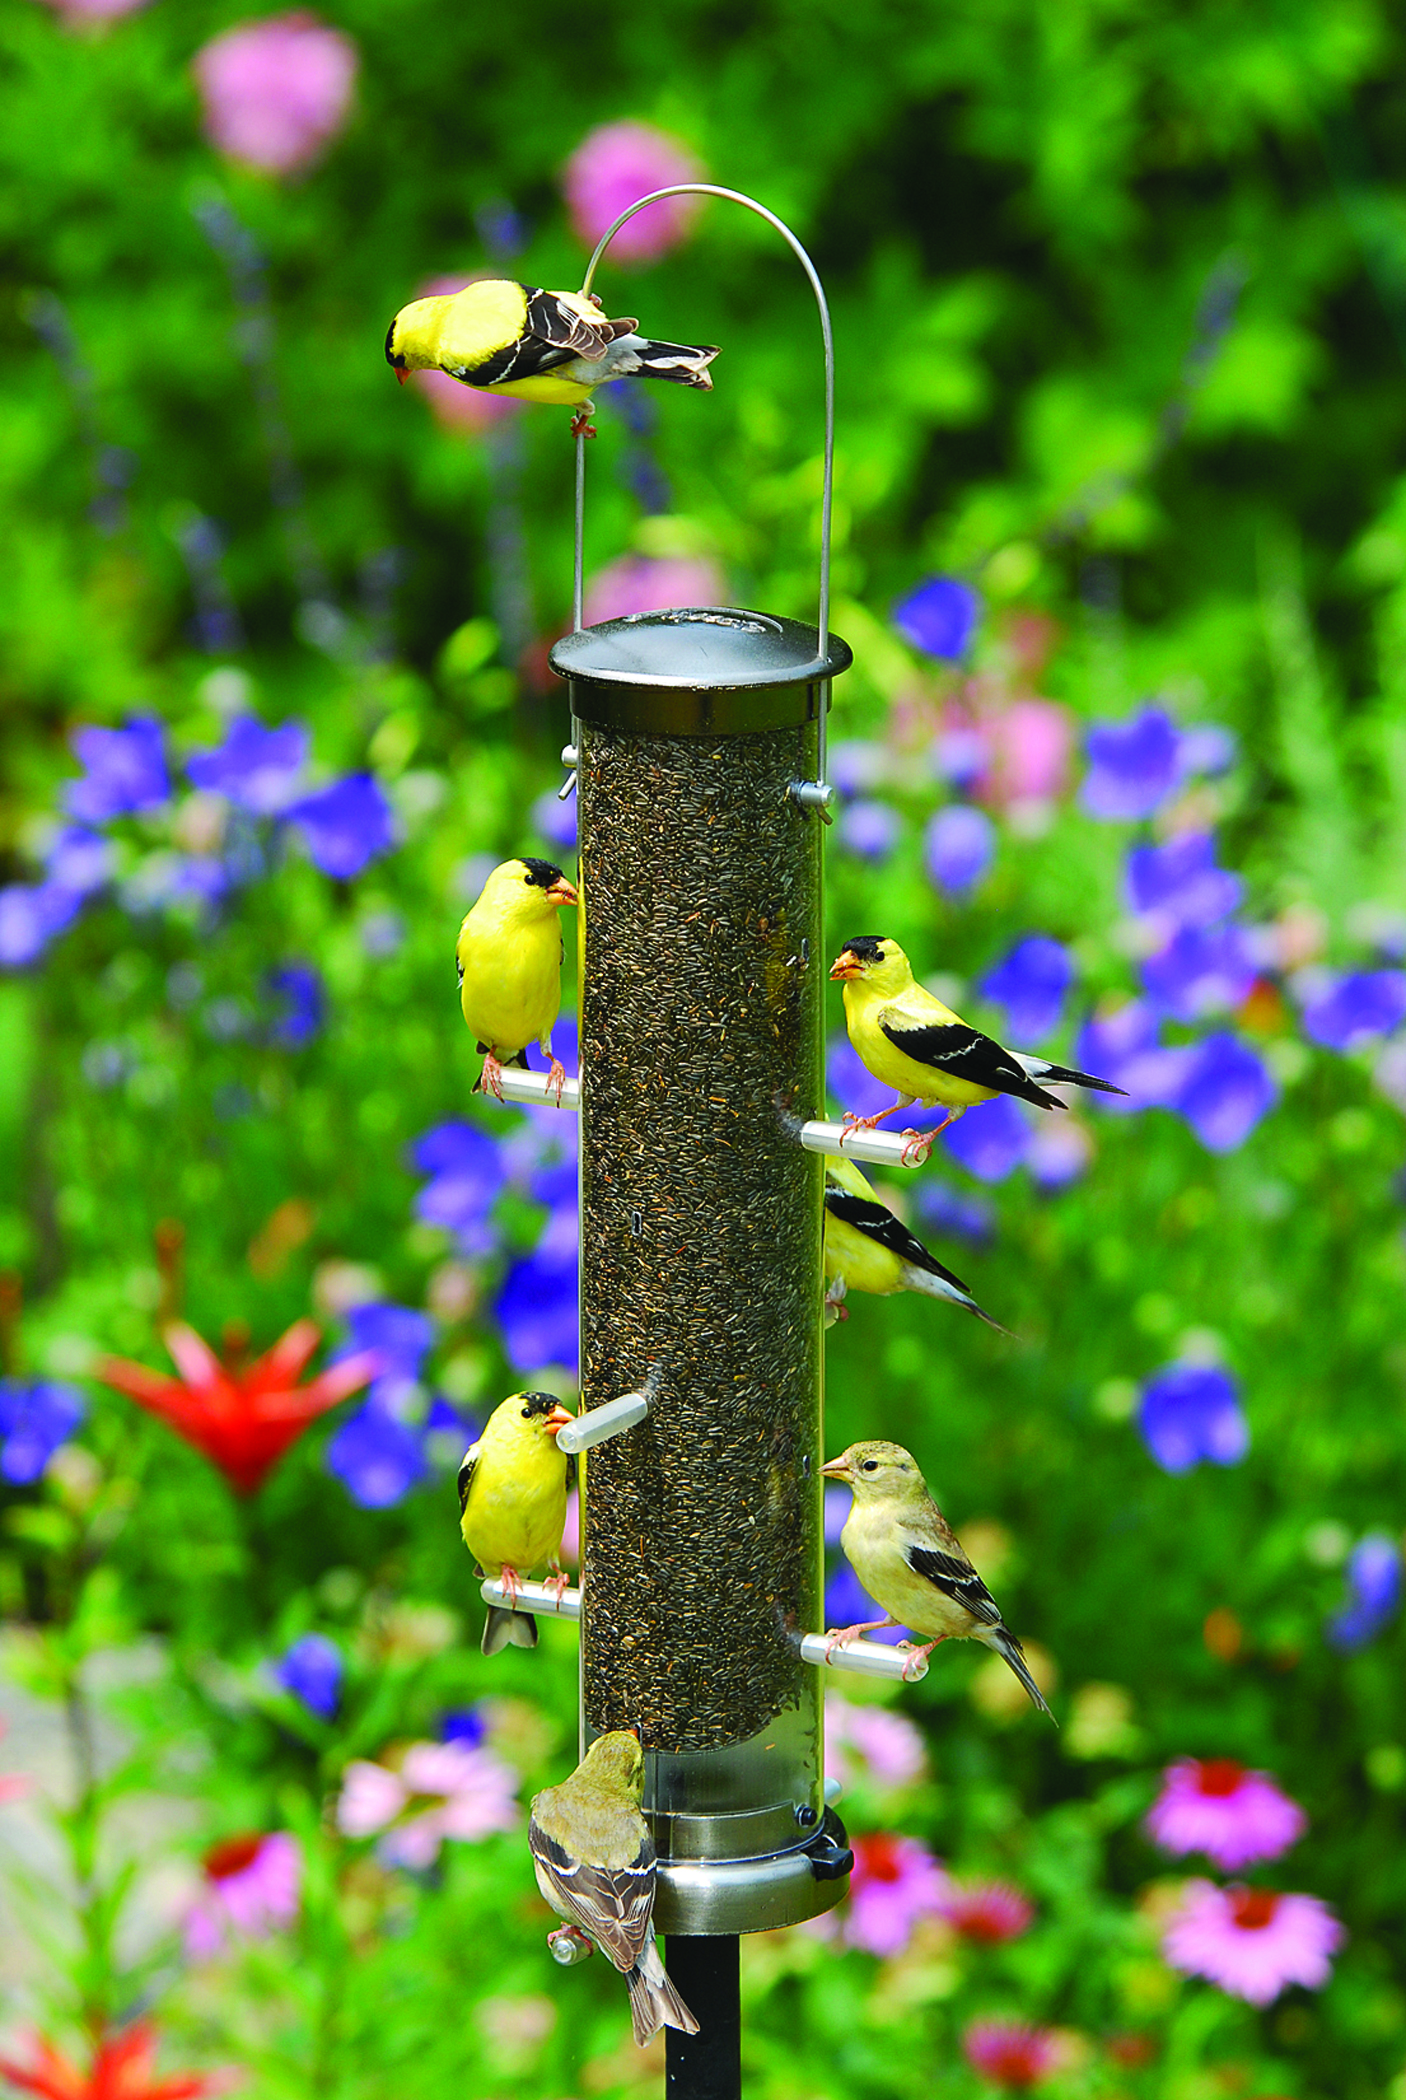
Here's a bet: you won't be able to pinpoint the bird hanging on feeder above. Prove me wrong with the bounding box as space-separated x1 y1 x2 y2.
385 279 719 438
529 1731 700 2047
830 936 1126 1163
823 1156 1005 1331
821 1440 1054 1715
459 1390 574 1654
456 857 577 1103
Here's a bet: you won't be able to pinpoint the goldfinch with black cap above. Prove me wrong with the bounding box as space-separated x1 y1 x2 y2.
822 1440 1052 1715
529 1731 699 2047
459 1389 574 1655
831 935 1124 1161
386 280 718 437
824 1156 1004 1331
457 857 577 1102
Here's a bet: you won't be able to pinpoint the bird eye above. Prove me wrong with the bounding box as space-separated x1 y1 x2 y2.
521 1406 532 1419
862 1459 879 1473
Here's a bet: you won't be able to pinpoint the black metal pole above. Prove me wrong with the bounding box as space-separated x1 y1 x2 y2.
664 1936 741 2100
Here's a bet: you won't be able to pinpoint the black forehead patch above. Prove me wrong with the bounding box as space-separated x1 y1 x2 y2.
840 935 888 962
521 858 564 889
384 322 405 369
519 1391 558 1417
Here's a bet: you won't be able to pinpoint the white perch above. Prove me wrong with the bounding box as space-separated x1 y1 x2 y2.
557 1390 650 1456
798 1119 932 1169
481 1576 581 1620
476 1068 580 1111
799 1632 929 1682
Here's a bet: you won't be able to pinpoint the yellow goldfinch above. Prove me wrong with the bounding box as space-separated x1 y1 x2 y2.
824 1156 1004 1331
529 1731 699 2048
821 1441 1053 1717
831 936 1124 1159
459 1390 573 1655
457 857 577 1102
386 280 718 436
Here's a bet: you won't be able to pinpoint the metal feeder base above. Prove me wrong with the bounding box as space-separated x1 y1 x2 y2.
653 1810 852 1936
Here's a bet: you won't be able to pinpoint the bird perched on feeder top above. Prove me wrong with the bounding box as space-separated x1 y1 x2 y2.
456 857 577 1103
459 1389 574 1655
823 1156 1005 1332
830 936 1125 1162
822 1441 1053 1715
385 280 719 437
529 1730 699 2048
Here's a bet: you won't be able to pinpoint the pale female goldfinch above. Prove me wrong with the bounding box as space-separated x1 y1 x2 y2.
459 1390 573 1655
529 1731 699 2048
831 935 1124 1159
457 857 577 1102
386 280 718 436
821 1440 1053 1716
823 1156 1005 1332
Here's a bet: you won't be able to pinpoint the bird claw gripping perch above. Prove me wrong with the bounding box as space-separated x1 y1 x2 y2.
570 407 597 440
546 1058 569 1106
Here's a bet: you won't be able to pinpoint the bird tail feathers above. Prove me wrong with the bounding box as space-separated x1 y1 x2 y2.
984 1625 1055 1719
1013 1053 1128 1098
482 1605 538 1656
626 1937 699 2047
610 338 719 390
899 1262 1010 1335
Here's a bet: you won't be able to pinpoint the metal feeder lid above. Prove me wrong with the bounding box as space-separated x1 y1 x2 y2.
549 607 851 737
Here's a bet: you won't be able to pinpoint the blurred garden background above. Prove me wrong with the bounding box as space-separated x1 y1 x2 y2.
3 1 1406 2094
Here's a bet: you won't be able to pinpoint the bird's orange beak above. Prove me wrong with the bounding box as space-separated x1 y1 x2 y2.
547 877 579 908
829 951 861 980
545 1405 574 1436
820 1453 853 1481
395 368 408 385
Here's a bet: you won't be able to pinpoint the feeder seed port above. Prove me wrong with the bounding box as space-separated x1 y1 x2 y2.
473 1068 933 1168
478 1578 929 1682
555 1388 650 1456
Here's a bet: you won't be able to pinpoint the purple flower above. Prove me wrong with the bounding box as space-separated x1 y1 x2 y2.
943 1096 1030 1182
980 937 1073 1043
1125 833 1242 930
275 1633 343 1719
64 714 168 822
1026 1117 1093 1188
1146 1759 1306 1871
562 121 704 263
185 1832 301 1961
893 577 979 661
1141 925 1256 1021
1081 707 1180 820
824 1559 907 1645
0 882 84 967
1301 971 1406 1052
827 1032 895 1122
1138 1361 1248 1474
0 1380 85 1484
930 728 990 791
1073 1001 1195 1115
829 741 887 796
413 1122 505 1254
266 964 324 1047
44 828 115 897
1161 1882 1343 2007
530 787 578 851
843 1833 949 1956
912 1180 995 1246
187 716 309 815
441 1707 488 1747
1326 1534 1401 1651
924 805 994 894
325 1400 426 1508
1176 1033 1277 1152
194 12 359 176
286 773 394 880
494 1243 578 1374
338 1302 433 1382
1179 724 1237 777
337 1741 519 1867
837 799 900 862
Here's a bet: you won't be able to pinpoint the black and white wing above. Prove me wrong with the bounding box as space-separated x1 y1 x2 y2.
904 1541 1005 1629
525 288 638 358
880 1014 1063 1109
528 1816 656 1976
823 1187 974 1296
455 1442 481 1517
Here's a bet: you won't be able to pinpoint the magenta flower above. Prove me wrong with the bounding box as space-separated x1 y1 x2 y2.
982 700 1073 809
1147 1759 1306 1871
936 1878 1034 1945
842 1832 948 1956
1161 1881 1343 2006
824 1696 926 1790
184 1831 300 1959
584 553 726 626
962 2018 1062 2089
563 121 704 263
336 1740 519 1868
194 12 358 177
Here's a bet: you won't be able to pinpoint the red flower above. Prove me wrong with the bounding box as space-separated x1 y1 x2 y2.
0 2023 225 2098
95 1319 376 1494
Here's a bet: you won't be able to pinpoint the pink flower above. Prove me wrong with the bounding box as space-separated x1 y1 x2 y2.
1146 1759 1306 1871
962 2018 1062 2090
0 1718 31 1805
1161 1881 1343 2006
978 699 1073 810
584 554 726 627
824 1695 926 1789
40 0 150 22
936 1878 1034 1945
336 1740 519 1868
184 1831 300 1959
843 1832 949 1957
563 121 704 263
194 12 358 177
408 276 521 434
